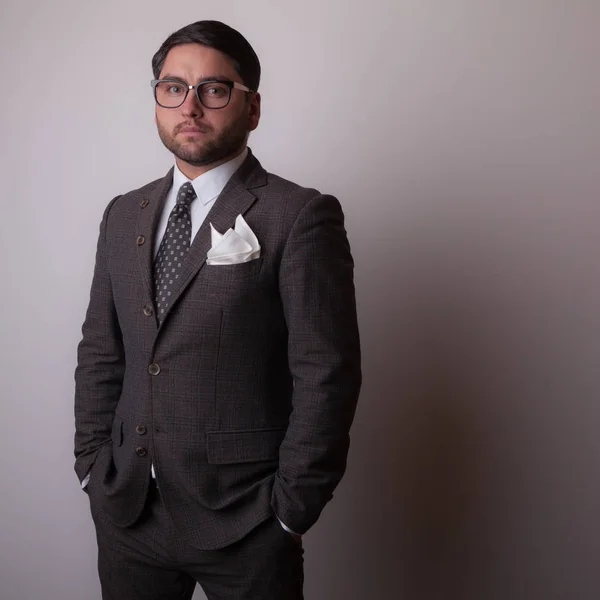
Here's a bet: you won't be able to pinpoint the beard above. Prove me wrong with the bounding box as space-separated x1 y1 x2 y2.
157 111 249 167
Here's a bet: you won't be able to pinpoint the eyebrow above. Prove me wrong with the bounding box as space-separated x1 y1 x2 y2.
158 74 234 84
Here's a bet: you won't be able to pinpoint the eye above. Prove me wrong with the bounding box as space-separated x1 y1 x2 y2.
156 81 187 97
202 83 228 97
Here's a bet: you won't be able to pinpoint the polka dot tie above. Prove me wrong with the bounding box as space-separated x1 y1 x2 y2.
153 182 197 323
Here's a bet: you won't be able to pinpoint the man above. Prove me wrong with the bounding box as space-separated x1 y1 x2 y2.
74 20 361 600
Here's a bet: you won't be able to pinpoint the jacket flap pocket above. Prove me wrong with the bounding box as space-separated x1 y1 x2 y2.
206 428 286 465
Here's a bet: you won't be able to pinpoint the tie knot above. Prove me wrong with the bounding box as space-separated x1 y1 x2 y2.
176 182 196 207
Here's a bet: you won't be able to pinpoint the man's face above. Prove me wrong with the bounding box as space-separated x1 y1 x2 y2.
155 43 260 169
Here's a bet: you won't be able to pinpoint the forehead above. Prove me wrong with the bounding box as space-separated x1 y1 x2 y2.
159 44 239 81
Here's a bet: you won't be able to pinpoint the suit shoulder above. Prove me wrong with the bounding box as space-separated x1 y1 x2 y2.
126 175 167 198
106 173 169 214
264 172 320 200
261 171 341 212
260 171 344 220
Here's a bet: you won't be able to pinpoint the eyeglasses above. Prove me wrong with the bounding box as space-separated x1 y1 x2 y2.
151 79 254 109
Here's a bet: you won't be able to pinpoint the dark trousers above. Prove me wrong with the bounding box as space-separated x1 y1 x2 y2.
90 482 304 600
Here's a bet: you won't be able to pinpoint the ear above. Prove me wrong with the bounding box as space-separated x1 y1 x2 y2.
248 92 261 132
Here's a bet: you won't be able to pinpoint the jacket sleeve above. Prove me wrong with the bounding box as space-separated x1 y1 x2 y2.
271 193 362 534
73 196 125 483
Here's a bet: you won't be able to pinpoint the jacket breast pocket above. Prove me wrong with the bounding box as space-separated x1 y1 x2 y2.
206 428 286 465
205 257 264 281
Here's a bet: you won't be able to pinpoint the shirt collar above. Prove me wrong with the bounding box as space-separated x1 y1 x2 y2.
172 147 249 206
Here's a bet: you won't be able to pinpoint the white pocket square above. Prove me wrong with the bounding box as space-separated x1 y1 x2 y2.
207 215 261 266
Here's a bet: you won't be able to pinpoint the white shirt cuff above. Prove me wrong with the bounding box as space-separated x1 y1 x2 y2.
276 516 300 536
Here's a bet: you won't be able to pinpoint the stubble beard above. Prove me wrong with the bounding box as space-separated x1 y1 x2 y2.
157 112 250 167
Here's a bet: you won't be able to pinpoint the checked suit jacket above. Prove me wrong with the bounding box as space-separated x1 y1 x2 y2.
74 149 362 550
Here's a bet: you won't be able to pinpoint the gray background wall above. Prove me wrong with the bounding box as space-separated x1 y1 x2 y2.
1 1 599 599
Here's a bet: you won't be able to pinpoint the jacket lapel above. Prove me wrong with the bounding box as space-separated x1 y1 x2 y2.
159 150 268 327
135 169 174 305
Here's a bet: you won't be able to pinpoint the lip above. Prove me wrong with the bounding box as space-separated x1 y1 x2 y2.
178 125 208 134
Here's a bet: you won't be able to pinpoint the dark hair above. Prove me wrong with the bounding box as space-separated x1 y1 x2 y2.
152 20 261 92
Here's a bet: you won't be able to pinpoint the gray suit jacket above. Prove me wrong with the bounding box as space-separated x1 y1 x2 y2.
74 150 361 550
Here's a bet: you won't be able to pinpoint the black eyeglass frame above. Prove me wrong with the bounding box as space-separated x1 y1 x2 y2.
150 78 254 109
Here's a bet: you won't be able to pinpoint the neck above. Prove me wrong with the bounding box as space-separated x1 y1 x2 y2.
175 146 246 180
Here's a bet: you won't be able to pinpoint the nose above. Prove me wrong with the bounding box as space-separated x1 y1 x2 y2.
180 87 204 118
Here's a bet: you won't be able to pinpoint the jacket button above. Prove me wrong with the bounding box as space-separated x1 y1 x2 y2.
136 235 146 246
140 199 149 208
135 425 147 435
135 447 147 457
143 305 153 317
148 363 160 375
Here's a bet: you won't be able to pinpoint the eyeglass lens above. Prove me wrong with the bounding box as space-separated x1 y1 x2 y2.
155 81 231 108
